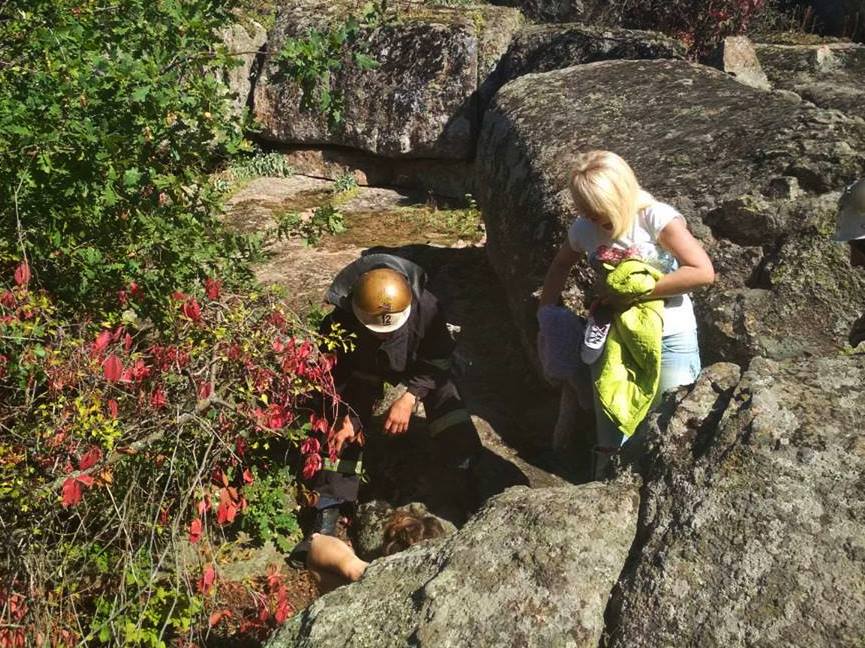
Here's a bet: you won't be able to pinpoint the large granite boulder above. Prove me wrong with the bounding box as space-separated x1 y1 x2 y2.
475 59 865 364
606 354 865 647
487 23 684 105
254 1 523 159
268 482 640 647
753 41 865 117
270 354 865 646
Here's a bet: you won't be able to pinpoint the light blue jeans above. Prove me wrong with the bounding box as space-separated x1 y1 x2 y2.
591 328 701 477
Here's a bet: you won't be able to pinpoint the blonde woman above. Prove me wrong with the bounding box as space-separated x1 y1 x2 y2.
539 150 714 478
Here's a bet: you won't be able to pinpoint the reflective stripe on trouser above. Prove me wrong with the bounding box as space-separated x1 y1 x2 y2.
428 408 471 437
321 457 363 475
310 436 363 504
422 380 482 466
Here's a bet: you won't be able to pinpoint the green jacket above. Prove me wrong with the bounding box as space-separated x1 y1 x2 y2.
594 259 665 437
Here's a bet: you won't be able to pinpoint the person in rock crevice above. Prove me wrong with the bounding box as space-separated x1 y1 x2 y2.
538 150 715 479
305 509 446 591
300 253 482 546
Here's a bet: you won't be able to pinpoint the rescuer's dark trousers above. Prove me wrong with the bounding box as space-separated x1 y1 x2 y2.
309 376 482 507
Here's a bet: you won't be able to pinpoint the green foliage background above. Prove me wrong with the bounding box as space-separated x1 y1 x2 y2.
0 0 257 316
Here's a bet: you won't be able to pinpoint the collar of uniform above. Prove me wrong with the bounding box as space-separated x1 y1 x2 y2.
375 300 421 370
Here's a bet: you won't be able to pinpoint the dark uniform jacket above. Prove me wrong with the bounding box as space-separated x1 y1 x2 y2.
320 254 454 429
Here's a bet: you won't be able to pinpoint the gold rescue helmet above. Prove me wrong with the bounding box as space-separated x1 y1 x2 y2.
350 268 412 333
835 178 865 242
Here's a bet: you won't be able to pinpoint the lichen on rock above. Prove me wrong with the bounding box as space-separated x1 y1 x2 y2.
253 1 522 159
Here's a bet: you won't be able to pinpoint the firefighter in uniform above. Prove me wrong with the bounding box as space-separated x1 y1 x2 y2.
299 253 483 546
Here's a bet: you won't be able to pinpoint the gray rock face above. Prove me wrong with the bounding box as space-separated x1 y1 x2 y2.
475 59 865 363
606 354 865 647
489 0 623 24
219 20 267 116
269 482 640 648
254 1 522 159
271 356 865 647
754 41 865 117
488 23 684 104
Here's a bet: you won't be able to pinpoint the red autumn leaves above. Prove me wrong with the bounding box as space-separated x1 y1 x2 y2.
5 265 340 568
188 468 252 544
61 474 95 508
60 446 104 507
13 261 30 287
102 354 123 382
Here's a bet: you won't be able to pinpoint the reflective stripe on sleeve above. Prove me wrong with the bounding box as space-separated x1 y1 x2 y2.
427 408 471 437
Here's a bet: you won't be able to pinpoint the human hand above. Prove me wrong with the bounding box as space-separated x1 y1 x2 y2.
384 392 416 435
598 287 639 312
332 417 358 455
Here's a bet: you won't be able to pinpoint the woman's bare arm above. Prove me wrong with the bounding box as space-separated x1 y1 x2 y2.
538 243 583 307
648 218 714 298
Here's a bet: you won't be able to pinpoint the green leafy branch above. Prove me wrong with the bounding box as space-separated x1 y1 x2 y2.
274 1 390 126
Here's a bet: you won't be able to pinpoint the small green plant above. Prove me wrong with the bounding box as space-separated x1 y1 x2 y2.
307 204 347 244
426 193 483 241
228 151 295 182
90 553 205 646
240 467 301 552
332 172 359 195
275 203 346 245
274 3 389 126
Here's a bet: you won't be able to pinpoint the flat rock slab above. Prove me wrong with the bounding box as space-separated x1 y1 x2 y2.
754 41 865 117
254 1 522 159
225 176 466 312
607 354 865 647
475 58 865 363
268 482 640 648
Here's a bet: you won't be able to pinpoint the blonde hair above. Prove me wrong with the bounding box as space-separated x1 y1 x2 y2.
568 150 654 239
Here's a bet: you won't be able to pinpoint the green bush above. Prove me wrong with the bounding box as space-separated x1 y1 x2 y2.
0 0 257 318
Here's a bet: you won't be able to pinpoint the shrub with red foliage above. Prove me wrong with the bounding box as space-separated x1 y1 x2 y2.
624 0 768 58
0 271 350 644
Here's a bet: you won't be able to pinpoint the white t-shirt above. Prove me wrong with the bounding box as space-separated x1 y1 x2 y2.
567 201 697 336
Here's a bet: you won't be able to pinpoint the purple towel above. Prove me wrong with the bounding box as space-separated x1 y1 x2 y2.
537 305 593 410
